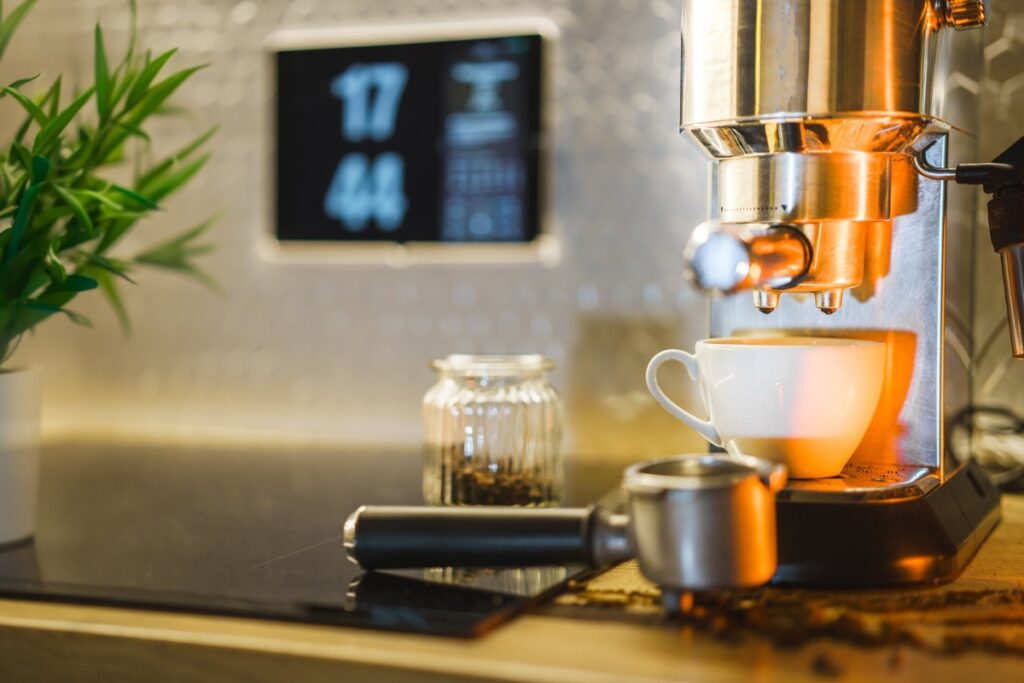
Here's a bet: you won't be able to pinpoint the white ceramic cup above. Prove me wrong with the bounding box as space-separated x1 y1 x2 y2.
646 337 886 479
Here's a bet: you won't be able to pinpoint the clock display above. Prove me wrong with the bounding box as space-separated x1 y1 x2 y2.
275 33 544 244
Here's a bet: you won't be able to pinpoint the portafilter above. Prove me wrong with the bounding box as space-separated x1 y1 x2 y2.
344 454 787 594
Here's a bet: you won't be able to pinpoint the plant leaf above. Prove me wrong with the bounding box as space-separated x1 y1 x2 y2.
43 74 61 118
3 181 40 264
51 183 94 234
33 85 95 155
94 23 111 121
94 209 146 223
121 0 138 69
126 48 177 109
30 154 47 183
24 300 92 328
99 64 206 159
64 308 93 327
138 153 209 203
2 85 47 126
137 257 217 290
44 241 65 283
124 64 205 127
0 73 40 93
133 217 218 290
91 266 130 333
113 120 150 142
56 274 98 292
78 251 136 284
74 188 123 211
174 123 219 159
12 111 32 144
0 8 215 348
9 142 31 170
134 224 209 262
136 125 217 188
109 63 136 113
2 171 27 204
0 0 36 61
21 264 50 298
109 183 157 209
32 204 72 225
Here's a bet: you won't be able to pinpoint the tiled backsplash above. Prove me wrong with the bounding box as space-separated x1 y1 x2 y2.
7 0 708 458
3 0 1021 456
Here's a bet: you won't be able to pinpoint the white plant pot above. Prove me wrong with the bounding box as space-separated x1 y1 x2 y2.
0 368 42 545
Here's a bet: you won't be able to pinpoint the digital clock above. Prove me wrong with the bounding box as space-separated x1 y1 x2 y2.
273 27 545 245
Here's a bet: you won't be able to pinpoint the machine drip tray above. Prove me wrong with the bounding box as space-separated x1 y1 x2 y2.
779 462 941 503
773 459 1001 586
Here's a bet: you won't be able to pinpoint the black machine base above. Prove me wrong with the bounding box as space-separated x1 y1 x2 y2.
773 459 1002 587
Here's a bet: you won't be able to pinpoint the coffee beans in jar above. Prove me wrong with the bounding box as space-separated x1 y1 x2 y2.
423 355 563 507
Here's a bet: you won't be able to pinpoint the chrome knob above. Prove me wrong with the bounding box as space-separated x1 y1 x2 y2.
686 227 750 292
938 0 990 29
685 222 812 296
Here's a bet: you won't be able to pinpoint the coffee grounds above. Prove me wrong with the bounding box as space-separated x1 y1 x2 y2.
555 561 1024 657
451 465 550 506
668 587 1024 655
444 447 554 506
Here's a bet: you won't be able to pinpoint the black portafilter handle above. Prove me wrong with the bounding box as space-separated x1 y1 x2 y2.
343 504 633 570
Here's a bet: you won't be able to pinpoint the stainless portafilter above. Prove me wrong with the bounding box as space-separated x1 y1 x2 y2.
344 454 787 603
914 136 1024 359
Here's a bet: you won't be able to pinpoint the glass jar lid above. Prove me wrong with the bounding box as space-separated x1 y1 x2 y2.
431 354 554 378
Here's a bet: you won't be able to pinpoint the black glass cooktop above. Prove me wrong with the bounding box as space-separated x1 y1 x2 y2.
0 441 617 637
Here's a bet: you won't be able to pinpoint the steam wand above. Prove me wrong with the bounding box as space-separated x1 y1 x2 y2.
914 136 1024 359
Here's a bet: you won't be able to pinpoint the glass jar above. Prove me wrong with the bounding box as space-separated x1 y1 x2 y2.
423 354 563 507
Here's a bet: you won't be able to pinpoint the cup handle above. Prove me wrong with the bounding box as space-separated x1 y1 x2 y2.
645 349 722 447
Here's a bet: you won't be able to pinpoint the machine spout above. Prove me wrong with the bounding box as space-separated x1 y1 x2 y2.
814 290 844 315
753 290 781 314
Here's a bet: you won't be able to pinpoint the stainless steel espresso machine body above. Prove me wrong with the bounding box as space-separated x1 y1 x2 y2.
679 0 1009 585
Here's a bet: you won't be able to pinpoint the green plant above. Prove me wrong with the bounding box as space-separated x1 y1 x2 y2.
0 0 215 363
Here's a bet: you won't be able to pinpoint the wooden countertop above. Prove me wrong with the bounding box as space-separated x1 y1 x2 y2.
2 494 1023 682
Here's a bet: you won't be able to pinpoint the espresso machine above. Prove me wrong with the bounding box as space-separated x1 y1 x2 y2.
344 0 1024 591
681 0 1024 584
